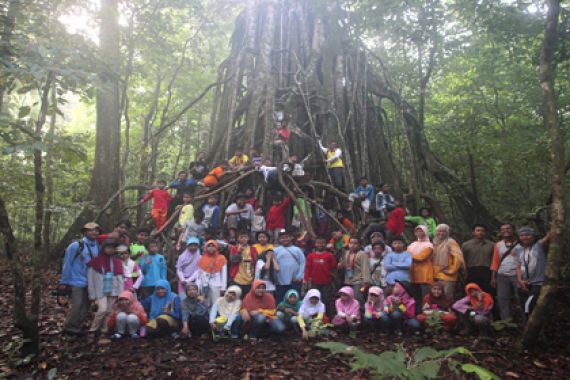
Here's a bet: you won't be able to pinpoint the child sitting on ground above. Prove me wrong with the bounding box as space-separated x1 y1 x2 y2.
276 289 301 329
363 286 385 331
417 282 457 331
107 291 148 340
180 283 209 338
452 283 493 335
298 289 327 340
141 280 181 338
209 285 242 340
382 281 421 336
333 287 360 330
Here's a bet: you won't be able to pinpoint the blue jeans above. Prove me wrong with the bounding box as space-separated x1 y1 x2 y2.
381 311 421 334
237 314 286 338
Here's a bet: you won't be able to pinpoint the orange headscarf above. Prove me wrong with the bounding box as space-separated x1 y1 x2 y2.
465 283 494 311
198 240 227 273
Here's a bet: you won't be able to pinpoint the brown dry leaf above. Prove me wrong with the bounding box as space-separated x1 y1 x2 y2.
505 371 520 378
241 369 251 380
533 360 547 369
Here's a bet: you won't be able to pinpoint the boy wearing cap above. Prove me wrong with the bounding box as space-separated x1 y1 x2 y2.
61 222 101 336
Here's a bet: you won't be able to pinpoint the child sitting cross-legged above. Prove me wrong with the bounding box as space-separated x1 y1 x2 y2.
141 280 181 338
276 289 301 330
298 289 328 340
332 287 360 331
209 285 243 340
107 291 147 340
452 283 493 335
238 280 285 340
416 282 457 332
363 286 386 332
180 283 209 338
382 281 421 336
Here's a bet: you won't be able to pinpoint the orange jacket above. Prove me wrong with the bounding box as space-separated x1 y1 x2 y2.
409 244 434 285
433 239 463 282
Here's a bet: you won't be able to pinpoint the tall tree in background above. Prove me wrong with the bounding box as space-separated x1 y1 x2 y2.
522 0 565 349
89 0 121 228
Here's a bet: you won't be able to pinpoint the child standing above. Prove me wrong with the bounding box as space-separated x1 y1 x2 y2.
201 195 220 229
405 208 437 239
229 231 258 295
139 240 167 299
176 211 206 250
339 237 370 304
266 195 291 242
117 244 143 292
250 206 266 241
303 237 337 313
190 240 228 308
369 242 387 288
129 227 150 261
384 236 412 286
177 193 194 232
209 285 242 339
107 291 147 340
313 195 329 237
176 237 202 296
139 180 172 230
87 240 124 336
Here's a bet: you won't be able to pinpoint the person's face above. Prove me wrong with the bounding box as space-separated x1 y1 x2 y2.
333 231 342 239
236 198 245 207
186 287 198 299
156 287 167 297
183 194 192 204
372 245 384 258
415 228 426 240
255 208 263 216
309 297 319 305
257 233 268 245
339 293 349 301
157 181 166 189
500 224 514 239
238 234 249 245
473 226 486 240
226 291 237 302
290 155 298 163
468 289 481 298
85 228 100 240
197 152 205 160
436 229 447 240
254 285 266 297
116 224 129 236
235 150 242 157
371 234 384 244
119 251 130 261
369 293 379 301
421 209 430 218
360 179 367 187
179 172 188 180
137 231 149 243
315 239 325 250
117 298 130 309
391 240 404 252
188 243 199 252
519 233 536 246
288 294 298 304
348 239 360 251
431 286 443 298
329 142 337 150
279 234 292 246
208 196 217 205
148 243 159 253
382 184 390 192
104 246 115 255
245 189 253 197
206 244 216 254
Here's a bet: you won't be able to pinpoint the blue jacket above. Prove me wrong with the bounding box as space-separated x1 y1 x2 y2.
274 245 306 285
141 294 182 321
60 237 99 288
140 253 167 287
384 251 412 285
355 184 375 203
201 204 220 229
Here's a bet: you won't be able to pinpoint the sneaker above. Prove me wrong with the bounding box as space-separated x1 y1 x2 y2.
230 334 239 339
130 333 140 339
111 333 123 340
171 332 180 339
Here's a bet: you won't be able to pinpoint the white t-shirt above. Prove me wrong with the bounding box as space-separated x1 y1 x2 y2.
255 260 276 291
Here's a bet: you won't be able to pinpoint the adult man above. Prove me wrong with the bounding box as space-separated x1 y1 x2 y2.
318 139 344 189
462 224 494 293
490 223 520 320
514 226 549 317
349 176 375 225
224 194 254 239
60 222 101 336
274 230 305 303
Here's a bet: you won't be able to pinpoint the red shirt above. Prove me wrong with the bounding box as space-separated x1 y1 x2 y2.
386 207 406 236
142 188 172 210
96 233 130 245
266 198 291 229
278 127 291 143
304 250 337 285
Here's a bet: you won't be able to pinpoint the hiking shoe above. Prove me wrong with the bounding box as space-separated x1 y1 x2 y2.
130 333 140 339
111 333 123 340
230 334 239 339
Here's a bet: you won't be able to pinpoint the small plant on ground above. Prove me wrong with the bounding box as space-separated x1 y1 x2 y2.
317 342 500 380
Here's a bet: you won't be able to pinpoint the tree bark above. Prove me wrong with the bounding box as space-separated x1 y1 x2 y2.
521 0 564 349
89 0 122 229
0 0 20 112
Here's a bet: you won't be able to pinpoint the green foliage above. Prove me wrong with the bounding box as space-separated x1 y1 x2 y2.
424 312 444 335
317 342 500 380
2 338 33 367
491 318 519 332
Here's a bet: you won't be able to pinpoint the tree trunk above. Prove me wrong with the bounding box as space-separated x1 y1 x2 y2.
43 82 57 249
521 0 564 349
89 0 121 229
0 0 20 112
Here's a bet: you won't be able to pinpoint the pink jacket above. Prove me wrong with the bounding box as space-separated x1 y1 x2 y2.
335 286 361 319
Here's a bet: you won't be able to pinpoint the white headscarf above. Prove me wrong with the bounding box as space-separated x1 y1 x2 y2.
215 285 242 317
299 289 325 319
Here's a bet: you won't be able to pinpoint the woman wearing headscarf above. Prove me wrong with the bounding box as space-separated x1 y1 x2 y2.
180 283 209 338
298 289 327 339
453 283 494 335
333 286 360 330
407 225 434 314
416 282 457 331
107 290 147 339
176 236 202 296
189 240 227 308
382 281 421 335
239 280 285 339
363 286 385 331
432 224 465 298
210 285 242 339
140 279 181 337
276 289 301 328
87 239 124 335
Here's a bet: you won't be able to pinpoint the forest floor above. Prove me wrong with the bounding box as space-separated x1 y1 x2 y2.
0 262 569 380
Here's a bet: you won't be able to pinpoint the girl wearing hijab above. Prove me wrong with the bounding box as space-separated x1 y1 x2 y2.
333 286 360 330
176 236 202 296
382 281 421 335
189 240 227 308
141 280 181 337
180 283 209 338
276 289 301 328
407 225 434 314
210 285 242 339
453 283 493 335
298 289 327 340
363 286 385 331
239 280 285 340
432 224 465 298
107 291 147 339
87 239 124 335
416 282 457 331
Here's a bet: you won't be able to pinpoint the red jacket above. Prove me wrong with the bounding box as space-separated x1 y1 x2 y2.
386 207 406 236
304 250 337 285
266 198 291 230
143 188 172 210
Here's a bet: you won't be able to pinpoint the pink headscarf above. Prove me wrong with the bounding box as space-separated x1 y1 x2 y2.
335 286 360 318
386 282 416 318
407 225 433 255
365 286 384 315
